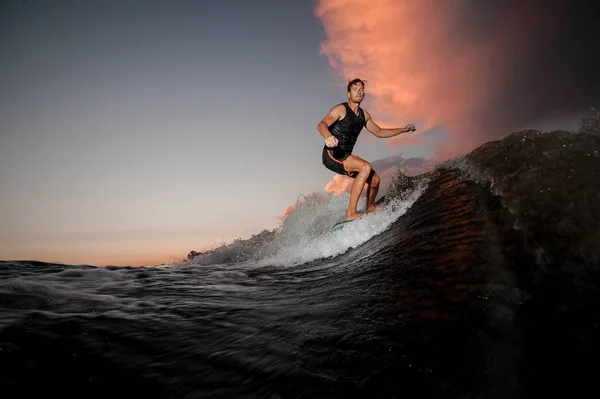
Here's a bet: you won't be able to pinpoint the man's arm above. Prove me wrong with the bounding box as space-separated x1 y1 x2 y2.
317 104 345 147
364 109 415 138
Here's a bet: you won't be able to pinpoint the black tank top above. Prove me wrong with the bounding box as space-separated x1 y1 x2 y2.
329 102 366 152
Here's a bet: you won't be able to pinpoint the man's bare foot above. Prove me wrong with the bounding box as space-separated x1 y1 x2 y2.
346 211 365 221
367 205 383 213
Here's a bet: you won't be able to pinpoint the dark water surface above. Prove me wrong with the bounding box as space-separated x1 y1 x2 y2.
1 130 599 398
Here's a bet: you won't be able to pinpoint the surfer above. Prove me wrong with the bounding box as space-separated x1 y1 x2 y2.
317 78 416 221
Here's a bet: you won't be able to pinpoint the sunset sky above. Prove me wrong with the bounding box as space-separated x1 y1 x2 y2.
1 0 598 266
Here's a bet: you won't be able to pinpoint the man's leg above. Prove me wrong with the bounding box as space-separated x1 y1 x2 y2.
365 170 381 213
341 155 372 220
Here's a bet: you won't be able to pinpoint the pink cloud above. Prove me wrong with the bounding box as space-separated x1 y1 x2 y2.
315 0 592 160
324 174 353 195
315 0 493 158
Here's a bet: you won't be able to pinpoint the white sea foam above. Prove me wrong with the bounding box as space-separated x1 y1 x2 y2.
254 186 425 267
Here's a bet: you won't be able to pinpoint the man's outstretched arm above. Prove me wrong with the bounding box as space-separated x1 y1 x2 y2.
364 109 415 138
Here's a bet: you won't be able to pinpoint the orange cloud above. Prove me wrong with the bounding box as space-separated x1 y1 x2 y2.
277 203 297 221
324 174 353 195
315 0 493 158
315 0 589 160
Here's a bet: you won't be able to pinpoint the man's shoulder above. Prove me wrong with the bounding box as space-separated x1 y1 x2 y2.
331 103 347 117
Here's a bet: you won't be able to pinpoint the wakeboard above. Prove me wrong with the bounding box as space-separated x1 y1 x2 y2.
331 218 359 232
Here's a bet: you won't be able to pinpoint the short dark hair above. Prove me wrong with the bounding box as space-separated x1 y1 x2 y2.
347 78 365 92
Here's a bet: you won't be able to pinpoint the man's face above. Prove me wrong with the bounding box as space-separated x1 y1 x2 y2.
348 83 365 103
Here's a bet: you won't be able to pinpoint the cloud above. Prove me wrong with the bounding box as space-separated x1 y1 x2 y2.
315 0 600 159
324 174 353 195
277 203 298 221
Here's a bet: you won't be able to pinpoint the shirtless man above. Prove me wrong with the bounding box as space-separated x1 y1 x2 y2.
317 78 416 220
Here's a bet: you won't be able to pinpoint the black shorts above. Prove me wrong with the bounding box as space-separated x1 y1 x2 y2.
322 146 358 178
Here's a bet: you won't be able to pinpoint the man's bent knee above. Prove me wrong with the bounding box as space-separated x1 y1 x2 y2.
359 162 372 176
343 155 372 176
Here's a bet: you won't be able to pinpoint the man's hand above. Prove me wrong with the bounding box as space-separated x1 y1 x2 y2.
404 124 416 133
325 136 338 148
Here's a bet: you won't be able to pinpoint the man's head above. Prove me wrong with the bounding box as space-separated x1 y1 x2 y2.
347 78 365 103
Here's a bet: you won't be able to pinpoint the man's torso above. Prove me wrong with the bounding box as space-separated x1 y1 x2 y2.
327 102 366 157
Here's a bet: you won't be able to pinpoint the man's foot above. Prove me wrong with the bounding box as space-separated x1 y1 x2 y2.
367 205 383 213
346 211 365 221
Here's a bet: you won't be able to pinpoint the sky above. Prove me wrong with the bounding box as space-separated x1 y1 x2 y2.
1 0 598 266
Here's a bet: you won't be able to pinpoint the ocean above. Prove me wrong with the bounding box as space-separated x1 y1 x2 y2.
1 129 599 398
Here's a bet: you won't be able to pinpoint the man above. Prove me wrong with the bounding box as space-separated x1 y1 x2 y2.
317 78 416 221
